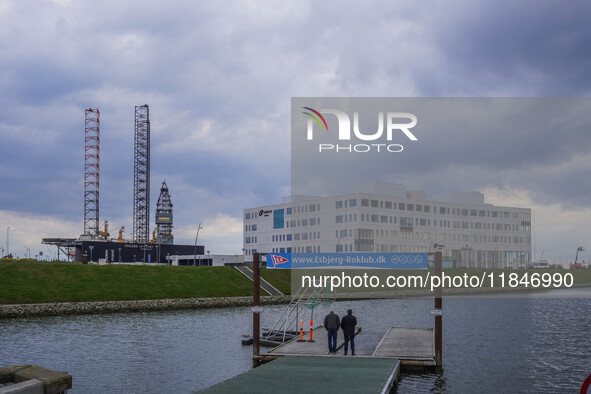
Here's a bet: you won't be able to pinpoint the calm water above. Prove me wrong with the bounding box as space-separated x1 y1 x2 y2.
1 288 590 393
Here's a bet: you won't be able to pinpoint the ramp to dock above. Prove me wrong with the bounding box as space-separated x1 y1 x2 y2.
373 327 435 365
199 355 399 394
234 266 283 296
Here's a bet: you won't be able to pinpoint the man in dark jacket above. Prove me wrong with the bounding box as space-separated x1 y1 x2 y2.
340 309 357 355
323 311 340 354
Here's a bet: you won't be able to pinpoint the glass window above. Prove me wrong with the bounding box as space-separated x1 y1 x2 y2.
371 200 378 208
273 209 284 229
361 199 369 207
385 201 392 209
349 199 357 207
336 201 343 209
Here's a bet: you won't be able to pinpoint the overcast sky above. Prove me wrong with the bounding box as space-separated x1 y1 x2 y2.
1 0 590 264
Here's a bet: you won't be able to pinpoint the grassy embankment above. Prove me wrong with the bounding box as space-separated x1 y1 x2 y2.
0 260 288 304
2 260 589 304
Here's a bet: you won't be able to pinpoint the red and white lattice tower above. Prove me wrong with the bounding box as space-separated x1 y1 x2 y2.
84 108 100 236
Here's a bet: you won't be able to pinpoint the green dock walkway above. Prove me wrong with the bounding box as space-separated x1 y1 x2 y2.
199 355 400 394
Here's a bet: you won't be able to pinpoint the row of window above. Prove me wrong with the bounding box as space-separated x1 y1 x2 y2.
271 247 293 253
272 234 292 242
336 198 526 220
245 224 257 232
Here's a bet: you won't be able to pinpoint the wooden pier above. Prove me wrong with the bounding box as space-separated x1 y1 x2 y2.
200 326 434 393
206 252 443 393
373 327 435 366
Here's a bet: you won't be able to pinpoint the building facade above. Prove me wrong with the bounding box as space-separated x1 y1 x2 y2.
243 182 531 268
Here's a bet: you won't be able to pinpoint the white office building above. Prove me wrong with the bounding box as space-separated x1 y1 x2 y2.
243 182 531 268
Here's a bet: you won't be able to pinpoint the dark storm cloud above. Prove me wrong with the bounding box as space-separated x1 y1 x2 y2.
422 1 591 96
1 0 590 256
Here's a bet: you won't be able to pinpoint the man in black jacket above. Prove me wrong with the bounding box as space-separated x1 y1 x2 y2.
323 310 340 354
340 309 357 356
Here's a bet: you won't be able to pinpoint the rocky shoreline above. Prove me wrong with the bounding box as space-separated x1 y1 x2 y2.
0 295 292 318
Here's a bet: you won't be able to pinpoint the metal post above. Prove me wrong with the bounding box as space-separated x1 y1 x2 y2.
434 250 443 367
6 226 10 257
194 223 202 266
252 252 261 367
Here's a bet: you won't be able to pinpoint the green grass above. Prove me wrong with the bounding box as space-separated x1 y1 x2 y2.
0 260 259 304
260 267 292 295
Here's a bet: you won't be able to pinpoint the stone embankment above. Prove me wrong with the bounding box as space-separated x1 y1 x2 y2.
0 295 291 318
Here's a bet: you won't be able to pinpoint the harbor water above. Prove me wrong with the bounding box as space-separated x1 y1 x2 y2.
1 288 590 393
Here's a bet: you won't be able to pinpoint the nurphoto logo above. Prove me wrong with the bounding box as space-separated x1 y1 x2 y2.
302 106 418 153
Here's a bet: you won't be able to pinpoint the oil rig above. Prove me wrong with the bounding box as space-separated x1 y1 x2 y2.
42 105 203 264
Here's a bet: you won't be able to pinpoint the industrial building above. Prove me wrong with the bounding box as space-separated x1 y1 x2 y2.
243 182 532 268
43 105 204 263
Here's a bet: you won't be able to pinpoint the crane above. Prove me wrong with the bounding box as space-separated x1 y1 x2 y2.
570 246 585 269
98 221 110 239
117 226 125 243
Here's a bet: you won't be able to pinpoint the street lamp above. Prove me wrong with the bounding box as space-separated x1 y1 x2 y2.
194 223 203 266
6 226 10 258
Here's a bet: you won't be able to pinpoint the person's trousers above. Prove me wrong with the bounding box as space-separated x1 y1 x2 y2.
344 333 355 355
327 329 338 352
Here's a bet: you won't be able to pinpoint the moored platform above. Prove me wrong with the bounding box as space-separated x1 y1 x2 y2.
199 355 399 394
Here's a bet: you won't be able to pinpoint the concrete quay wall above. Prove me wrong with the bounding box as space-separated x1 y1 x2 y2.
0 295 291 319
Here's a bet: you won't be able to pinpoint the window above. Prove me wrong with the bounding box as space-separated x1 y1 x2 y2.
400 217 413 230
399 203 405 210
286 207 292 215
309 204 316 212
252 224 257 231
336 201 343 209
385 201 392 209
371 200 378 208
416 204 422 212
349 199 357 207
309 218 317 226
336 215 343 224
273 209 284 229
407 204 414 211
361 199 369 207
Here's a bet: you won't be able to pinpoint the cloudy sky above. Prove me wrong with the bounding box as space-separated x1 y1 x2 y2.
1 0 590 264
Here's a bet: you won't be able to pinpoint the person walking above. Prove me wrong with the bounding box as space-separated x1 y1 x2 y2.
323 310 340 354
340 309 357 356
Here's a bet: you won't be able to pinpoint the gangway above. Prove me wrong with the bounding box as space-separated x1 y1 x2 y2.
261 286 334 345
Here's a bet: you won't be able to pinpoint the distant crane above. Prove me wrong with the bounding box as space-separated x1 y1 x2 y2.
117 226 125 243
570 246 585 269
98 221 110 239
